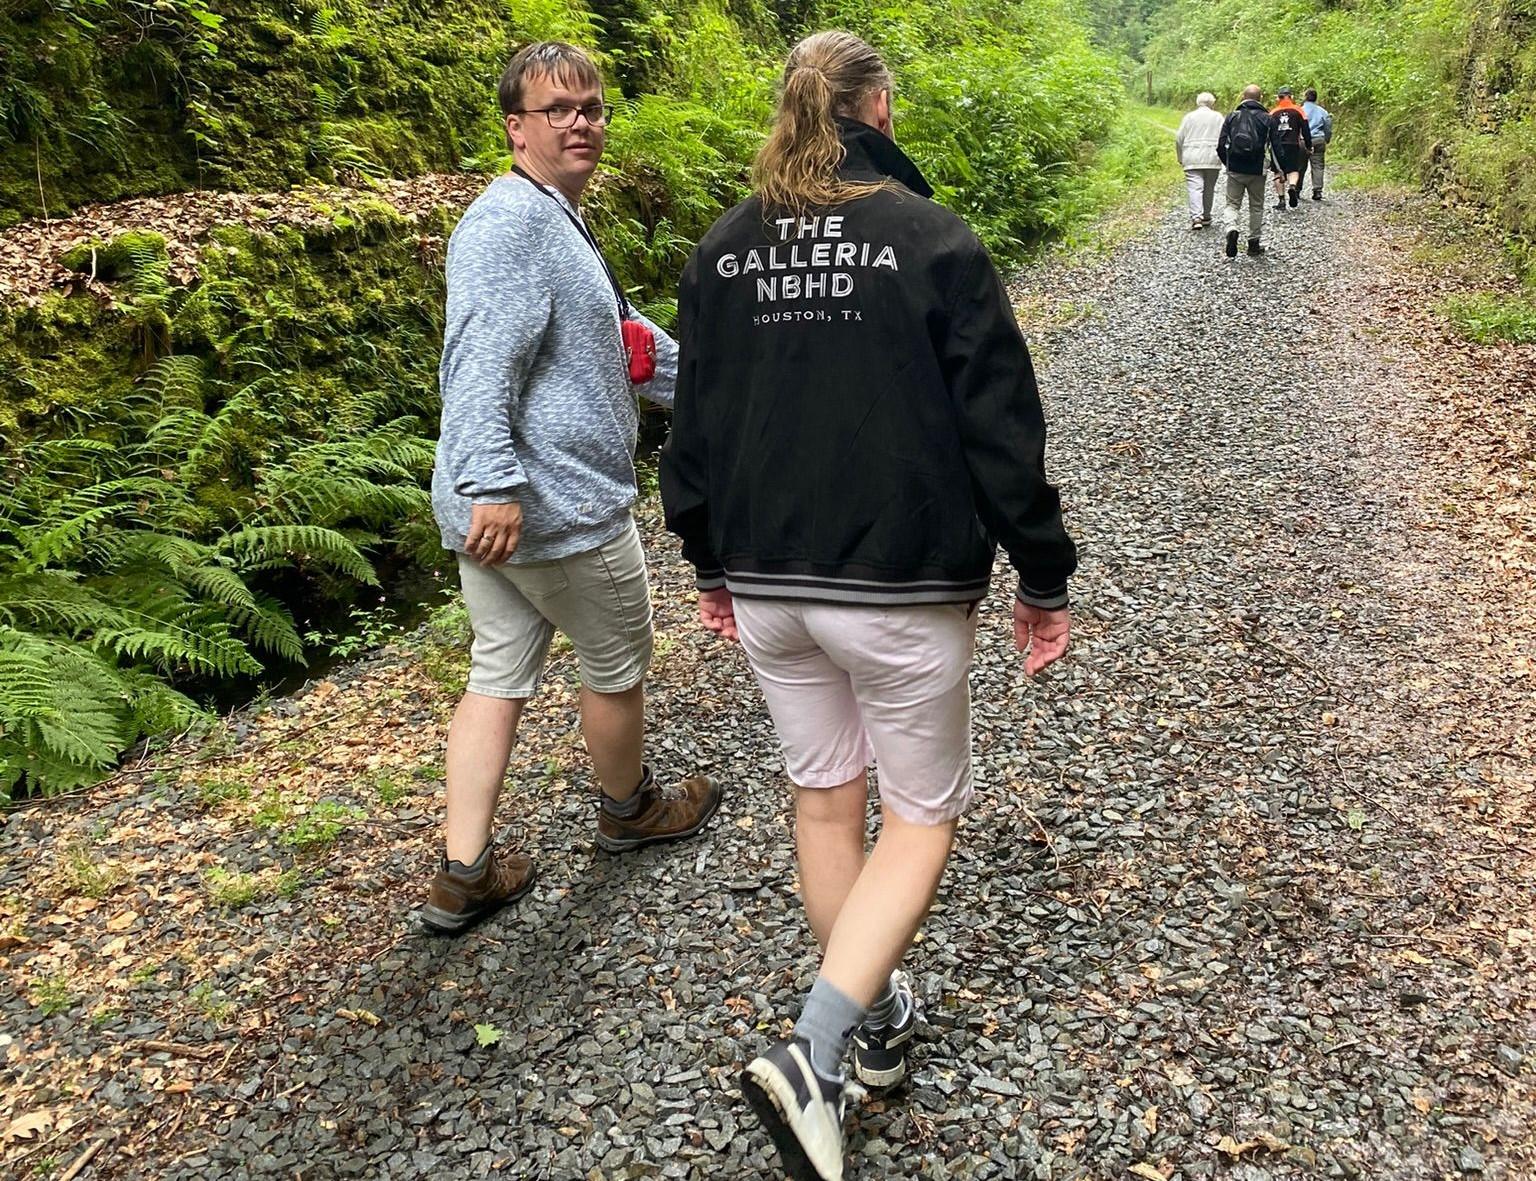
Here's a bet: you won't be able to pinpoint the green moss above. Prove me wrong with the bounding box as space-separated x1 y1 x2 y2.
0 0 604 225
5 196 447 451
0 297 141 440
60 231 169 280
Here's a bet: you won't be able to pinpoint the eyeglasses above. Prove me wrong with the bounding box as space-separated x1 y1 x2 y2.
516 103 613 129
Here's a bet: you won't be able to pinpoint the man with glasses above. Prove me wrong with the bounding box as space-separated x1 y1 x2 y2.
424 41 722 935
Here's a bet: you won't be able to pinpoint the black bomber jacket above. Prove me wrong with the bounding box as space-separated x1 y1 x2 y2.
659 118 1076 610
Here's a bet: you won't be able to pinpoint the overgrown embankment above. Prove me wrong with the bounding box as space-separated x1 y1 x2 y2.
0 1 1166 798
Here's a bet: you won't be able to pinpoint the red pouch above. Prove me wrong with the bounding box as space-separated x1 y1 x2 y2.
621 318 657 384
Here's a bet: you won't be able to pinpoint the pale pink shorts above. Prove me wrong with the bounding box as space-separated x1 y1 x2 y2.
732 599 979 826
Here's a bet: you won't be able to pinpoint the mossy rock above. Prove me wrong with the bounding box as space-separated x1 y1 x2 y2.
0 295 141 439
59 231 170 281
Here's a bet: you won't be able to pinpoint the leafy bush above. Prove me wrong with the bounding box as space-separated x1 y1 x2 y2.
0 387 431 799
1 218 438 801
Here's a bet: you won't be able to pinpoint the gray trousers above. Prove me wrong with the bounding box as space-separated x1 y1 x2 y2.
1224 171 1267 239
1184 167 1221 221
1308 144 1327 192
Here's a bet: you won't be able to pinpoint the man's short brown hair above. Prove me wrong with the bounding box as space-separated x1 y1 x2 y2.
498 42 602 118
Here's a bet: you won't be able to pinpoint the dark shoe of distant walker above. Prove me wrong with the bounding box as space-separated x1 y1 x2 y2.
595 764 722 853
852 970 916 1088
1289 184 1300 208
1200 214 1212 227
1190 218 1203 232
1225 229 1240 259
1274 198 1286 211
1248 238 1266 257
1313 189 1323 202
742 1036 849 1181
420 842 536 935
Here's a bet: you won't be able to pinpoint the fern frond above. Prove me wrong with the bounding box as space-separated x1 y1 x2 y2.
222 524 378 585
138 354 206 408
118 669 208 736
92 621 261 678
181 563 259 610
225 593 304 662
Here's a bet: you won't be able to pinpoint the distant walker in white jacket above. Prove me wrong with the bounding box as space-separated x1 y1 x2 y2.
1176 92 1226 230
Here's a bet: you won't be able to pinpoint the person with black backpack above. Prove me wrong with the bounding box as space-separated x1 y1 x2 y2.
1218 85 1275 258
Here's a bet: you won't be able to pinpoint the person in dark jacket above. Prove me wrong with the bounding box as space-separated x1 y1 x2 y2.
1218 84 1275 257
1268 86 1315 209
660 29 1075 1181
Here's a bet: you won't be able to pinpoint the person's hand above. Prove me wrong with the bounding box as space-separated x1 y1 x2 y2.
466 502 522 565
1014 602 1070 676
699 587 738 643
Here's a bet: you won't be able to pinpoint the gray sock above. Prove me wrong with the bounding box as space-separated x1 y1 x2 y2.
864 974 903 1028
601 788 644 819
601 766 651 819
793 976 866 1080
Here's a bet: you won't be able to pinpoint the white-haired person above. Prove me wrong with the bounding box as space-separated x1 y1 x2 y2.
1175 91 1226 230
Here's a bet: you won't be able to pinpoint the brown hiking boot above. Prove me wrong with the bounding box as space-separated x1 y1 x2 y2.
420 843 536 935
596 765 723 854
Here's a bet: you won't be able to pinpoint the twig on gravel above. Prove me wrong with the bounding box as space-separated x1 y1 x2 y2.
131 1039 225 1060
58 1137 108 1181
106 701 374 782
1020 803 1061 871
1332 747 1405 821
1246 632 1341 696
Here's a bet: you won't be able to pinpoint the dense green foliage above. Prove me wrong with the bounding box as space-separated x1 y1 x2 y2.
0 0 1146 798
0 207 445 797
1142 0 1536 275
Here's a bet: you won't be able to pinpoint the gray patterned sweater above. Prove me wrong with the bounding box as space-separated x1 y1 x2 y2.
431 173 677 560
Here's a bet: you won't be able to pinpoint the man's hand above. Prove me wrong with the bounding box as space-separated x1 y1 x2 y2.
699 587 738 643
466 502 522 565
1014 602 1070 676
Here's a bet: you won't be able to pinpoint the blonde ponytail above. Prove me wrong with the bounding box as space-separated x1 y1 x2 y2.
752 31 895 217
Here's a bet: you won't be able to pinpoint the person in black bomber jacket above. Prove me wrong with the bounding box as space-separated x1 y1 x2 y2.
660 30 1076 1181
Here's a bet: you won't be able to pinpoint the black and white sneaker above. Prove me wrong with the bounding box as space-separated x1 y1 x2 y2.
852 970 916 1088
741 1037 848 1181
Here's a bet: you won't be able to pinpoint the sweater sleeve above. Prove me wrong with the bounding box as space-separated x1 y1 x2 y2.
1217 113 1232 165
940 240 1077 608
659 252 725 588
436 209 549 502
634 309 680 409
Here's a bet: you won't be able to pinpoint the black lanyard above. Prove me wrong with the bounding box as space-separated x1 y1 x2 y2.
511 165 631 321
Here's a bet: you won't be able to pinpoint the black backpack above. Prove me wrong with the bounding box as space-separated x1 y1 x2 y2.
1228 107 1266 157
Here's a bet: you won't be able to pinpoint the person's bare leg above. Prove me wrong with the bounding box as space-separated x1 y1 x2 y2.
817 807 957 1006
795 775 869 948
580 682 645 801
443 692 525 862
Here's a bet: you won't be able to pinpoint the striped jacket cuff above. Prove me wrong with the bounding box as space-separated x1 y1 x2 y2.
695 569 727 591
1016 580 1069 611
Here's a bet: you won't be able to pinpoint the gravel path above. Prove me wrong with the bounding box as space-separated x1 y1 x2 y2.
3 187 1533 1180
